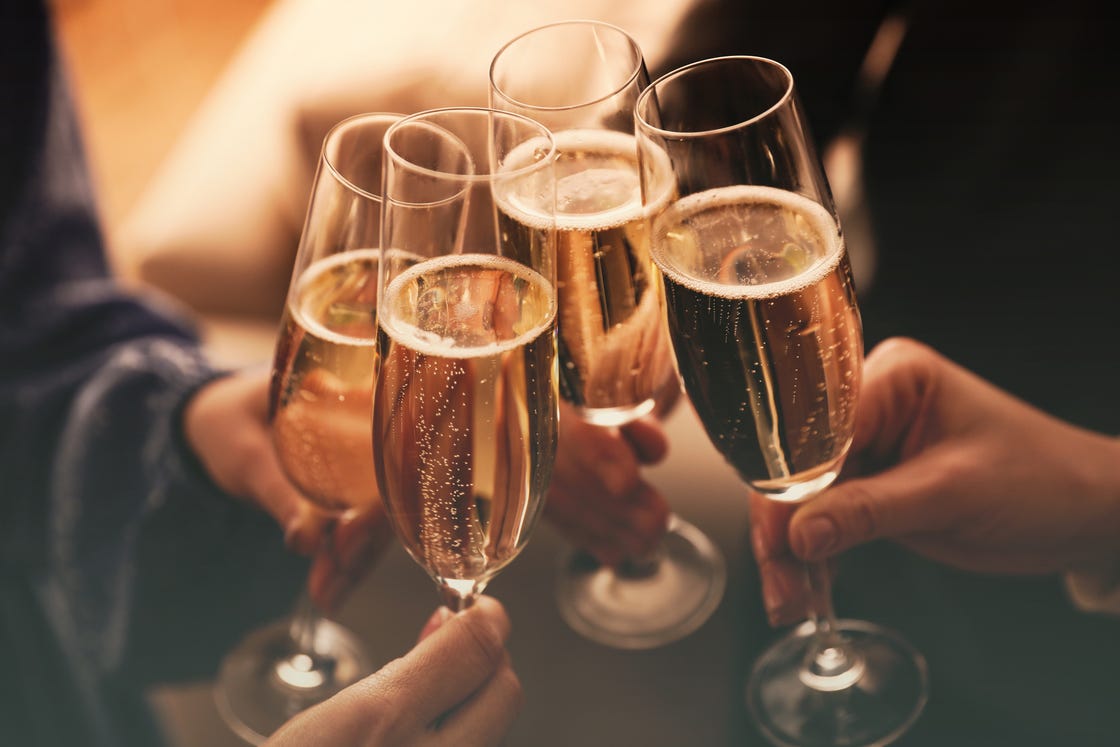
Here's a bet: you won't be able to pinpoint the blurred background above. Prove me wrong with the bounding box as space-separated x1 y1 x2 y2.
53 0 270 242
52 0 278 367
50 0 693 368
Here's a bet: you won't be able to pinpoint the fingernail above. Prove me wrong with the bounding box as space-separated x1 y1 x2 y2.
428 606 453 630
796 516 837 559
283 523 311 555
750 523 769 560
761 569 793 627
767 608 791 628
762 578 783 619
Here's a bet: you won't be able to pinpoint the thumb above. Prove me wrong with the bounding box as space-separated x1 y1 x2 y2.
789 464 947 561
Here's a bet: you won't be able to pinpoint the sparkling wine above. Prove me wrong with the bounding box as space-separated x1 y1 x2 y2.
373 253 558 588
500 129 675 425
270 249 380 513
652 185 863 502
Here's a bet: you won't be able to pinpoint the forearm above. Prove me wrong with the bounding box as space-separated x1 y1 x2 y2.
16 337 294 679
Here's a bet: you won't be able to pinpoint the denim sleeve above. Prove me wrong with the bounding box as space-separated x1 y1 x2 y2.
0 14 305 742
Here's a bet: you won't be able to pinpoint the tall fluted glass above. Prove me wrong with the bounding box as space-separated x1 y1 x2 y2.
213 112 400 744
374 107 559 613
489 19 726 649
636 57 928 746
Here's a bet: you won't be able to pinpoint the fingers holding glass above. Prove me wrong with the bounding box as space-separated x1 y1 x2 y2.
215 112 401 745
636 56 927 746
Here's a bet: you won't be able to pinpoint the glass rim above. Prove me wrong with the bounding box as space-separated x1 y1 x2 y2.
488 18 645 113
320 111 405 201
635 55 794 139
384 106 557 185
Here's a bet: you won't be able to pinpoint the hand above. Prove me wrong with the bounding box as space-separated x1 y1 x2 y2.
182 369 392 611
264 596 521 747
544 401 672 566
754 337 1120 625
307 506 394 615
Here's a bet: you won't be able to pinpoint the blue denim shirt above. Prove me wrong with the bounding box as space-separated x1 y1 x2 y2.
1 4 305 744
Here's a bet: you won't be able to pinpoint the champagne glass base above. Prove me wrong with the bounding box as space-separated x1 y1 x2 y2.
214 618 372 745
747 619 928 747
556 515 726 649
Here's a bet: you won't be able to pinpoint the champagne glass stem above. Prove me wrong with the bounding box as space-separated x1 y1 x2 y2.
801 559 865 689
615 548 663 579
439 588 470 614
438 579 483 614
288 590 319 654
273 590 333 691
616 518 671 578
804 559 837 638
274 533 338 691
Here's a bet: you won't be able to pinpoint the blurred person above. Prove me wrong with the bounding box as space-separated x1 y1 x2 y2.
2 1 416 743
0 1 665 744
658 0 1120 744
659 0 1118 431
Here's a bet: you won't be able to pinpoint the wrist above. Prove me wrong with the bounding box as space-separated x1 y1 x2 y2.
174 369 236 492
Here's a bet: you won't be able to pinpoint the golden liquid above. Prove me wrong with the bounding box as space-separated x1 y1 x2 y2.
373 254 558 588
652 186 863 502
500 129 675 425
270 249 380 513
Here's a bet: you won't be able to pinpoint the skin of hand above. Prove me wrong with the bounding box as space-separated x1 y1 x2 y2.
263 596 522 747
182 368 392 613
753 336 1120 626
544 400 673 567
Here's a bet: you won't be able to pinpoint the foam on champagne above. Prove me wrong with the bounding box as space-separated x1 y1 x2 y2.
380 253 556 357
290 247 381 347
497 128 673 232
652 185 843 298
652 185 859 501
497 128 677 422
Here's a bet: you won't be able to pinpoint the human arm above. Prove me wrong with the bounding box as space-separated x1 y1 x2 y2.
264 596 521 747
753 337 1120 624
0 31 353 747
182 369 393 614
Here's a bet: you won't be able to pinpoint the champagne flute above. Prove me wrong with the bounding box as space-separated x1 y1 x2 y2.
489 19 726 650
374 107 559 613
214 112 399 744
635 57 928 746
